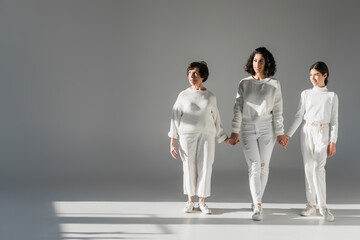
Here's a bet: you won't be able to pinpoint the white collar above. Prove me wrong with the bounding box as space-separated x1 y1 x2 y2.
313 86 328 92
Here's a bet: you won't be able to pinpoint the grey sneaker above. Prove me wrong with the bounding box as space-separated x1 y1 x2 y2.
252 205 263 221
320 208 335 222
183 201 195 213
301 205 316 216
198 202 212 214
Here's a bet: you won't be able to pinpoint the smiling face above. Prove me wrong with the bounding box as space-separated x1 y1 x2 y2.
253 53 266 74
310 68 327 87
188 67 204 87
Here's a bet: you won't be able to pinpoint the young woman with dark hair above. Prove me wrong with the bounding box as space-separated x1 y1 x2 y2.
230 47 288 221
285 61 338 222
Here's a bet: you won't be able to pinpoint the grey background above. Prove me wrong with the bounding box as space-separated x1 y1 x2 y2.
1 0 359 199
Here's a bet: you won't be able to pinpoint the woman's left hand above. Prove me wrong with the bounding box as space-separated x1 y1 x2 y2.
277 134 289 148
327 142 336 157
224 137 235 145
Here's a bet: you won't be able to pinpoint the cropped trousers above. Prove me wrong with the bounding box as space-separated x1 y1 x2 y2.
179 133 215 198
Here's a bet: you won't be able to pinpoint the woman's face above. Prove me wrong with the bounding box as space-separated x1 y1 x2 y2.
253 53 266 74
188 67 204 87
310 68 327 87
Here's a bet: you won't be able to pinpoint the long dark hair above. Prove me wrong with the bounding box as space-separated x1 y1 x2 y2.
310 61 329 85
244 47 276 77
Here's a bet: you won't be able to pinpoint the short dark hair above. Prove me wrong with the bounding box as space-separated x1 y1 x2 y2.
187 61 209 82
244 47 276 77
310 61 329 85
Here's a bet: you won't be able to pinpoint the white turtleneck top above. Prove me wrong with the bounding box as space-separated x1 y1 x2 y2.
231 76 284 135
168 88 228 143
286 86 338 143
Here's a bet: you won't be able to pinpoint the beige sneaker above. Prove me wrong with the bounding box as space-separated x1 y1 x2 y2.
252 205 263 221
320 207 335 222
301 205 316 216
198 202 212 214
183 201 194 213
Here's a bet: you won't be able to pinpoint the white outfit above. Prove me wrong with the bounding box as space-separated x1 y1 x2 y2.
232 76 284 204
169 88 227 197
286 86 338 207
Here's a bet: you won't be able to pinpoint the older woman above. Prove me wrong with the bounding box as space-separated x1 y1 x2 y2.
230 47 287 221
169 61 231 214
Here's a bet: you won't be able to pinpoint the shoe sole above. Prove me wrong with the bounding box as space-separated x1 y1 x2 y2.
320 214 335 222
183 206 194 213
199 208 212 214
300 210 316 216
300 213 316 216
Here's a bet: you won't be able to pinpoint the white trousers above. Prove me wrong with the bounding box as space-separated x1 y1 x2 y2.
179 133 215 198
240 122 276 204
301 122 329 207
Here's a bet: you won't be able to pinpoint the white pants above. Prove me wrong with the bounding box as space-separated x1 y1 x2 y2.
241 122 276 204
179 133 215 198
301 122 329 207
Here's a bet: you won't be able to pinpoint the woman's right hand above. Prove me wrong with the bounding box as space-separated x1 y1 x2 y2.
170 138 178 160
277 134 289 148
230 133 239 146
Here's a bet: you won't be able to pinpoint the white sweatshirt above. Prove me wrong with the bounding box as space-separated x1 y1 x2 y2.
232 76 284 135
286 86 339 143
168 88 228 143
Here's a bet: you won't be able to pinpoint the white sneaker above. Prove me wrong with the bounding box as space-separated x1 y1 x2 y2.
252 205 263 221
183 201 194 213
301 205 316 216
198 202 212 214
320 208 335 222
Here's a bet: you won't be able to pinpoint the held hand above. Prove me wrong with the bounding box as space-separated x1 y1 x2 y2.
230 132 240 146
284 135 290 148
277 134 289 148
327 142 336 158
224 137 233 145
170 138 178 160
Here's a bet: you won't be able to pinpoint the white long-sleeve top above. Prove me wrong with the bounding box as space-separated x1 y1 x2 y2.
168 88 228 143
232 76 284 135
286 86 339 143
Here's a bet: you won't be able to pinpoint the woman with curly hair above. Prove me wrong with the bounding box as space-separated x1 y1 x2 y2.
230 47 288 221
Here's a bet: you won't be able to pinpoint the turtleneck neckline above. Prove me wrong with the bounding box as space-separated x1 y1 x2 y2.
313 85 328 92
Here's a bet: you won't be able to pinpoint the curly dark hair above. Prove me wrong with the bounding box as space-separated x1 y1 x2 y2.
186 61 209 82
310 61 329 85
244 47 276 77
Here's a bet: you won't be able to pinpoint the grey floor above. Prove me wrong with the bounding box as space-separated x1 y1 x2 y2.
1 169 359 240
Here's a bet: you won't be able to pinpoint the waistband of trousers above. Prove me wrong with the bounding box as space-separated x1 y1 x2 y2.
241 120 272 125
305 121 329 127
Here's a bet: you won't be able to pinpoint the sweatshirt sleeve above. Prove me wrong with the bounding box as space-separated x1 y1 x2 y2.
212 97 228 143
329 93 339 143
286 91 305 137
168 95 182 139
272 81 284 135
231 82 243 133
